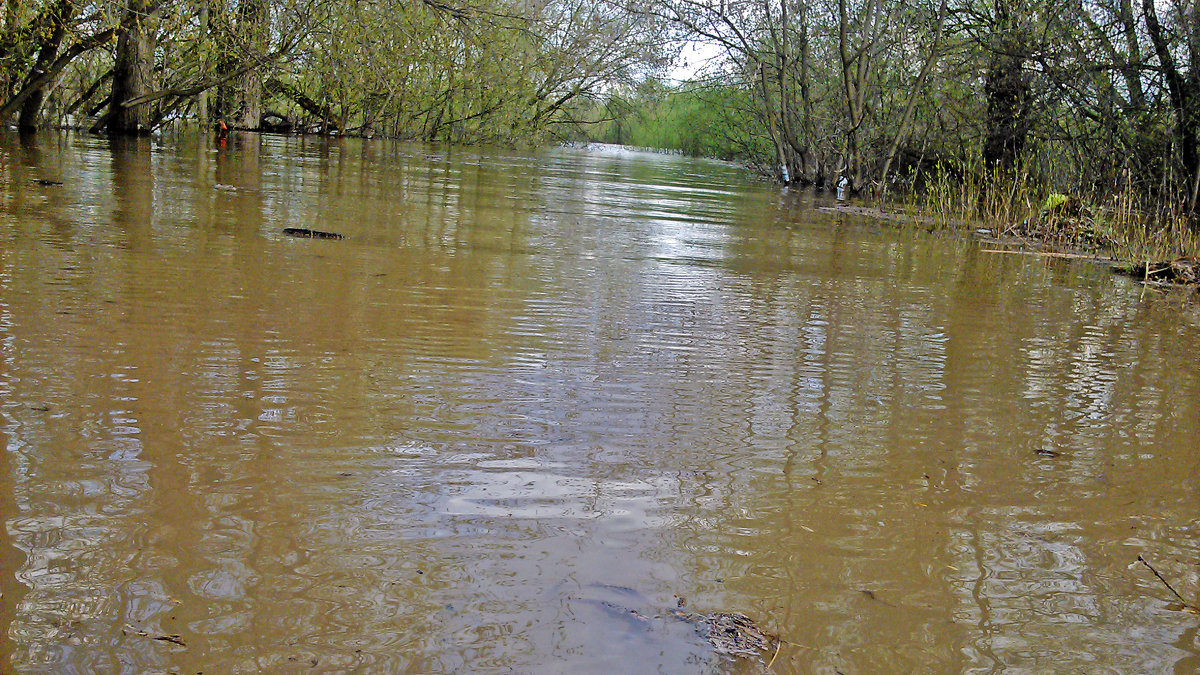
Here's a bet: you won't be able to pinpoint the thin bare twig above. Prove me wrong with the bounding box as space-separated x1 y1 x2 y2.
1137 555 1197 611
766 638 783 670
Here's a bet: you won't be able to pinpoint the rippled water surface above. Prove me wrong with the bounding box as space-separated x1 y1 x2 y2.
1 132 1198 672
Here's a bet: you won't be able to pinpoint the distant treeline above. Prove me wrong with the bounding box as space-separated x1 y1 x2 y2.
584 80 775 163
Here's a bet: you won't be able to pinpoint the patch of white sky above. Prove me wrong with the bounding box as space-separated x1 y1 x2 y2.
665 41 727 84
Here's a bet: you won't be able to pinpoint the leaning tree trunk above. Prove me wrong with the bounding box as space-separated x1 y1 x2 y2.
18 0 73 130
878 0 947 191
108 0 156 134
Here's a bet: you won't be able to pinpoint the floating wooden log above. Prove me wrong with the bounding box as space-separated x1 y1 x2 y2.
282 227 344 240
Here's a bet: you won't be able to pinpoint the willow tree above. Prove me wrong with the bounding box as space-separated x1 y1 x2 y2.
87 0 322 134
649 0 953 188
0 0 119 128
258 0 671 142
14 0 73 129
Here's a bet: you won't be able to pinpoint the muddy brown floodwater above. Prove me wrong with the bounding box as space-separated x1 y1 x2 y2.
1 132 1198 673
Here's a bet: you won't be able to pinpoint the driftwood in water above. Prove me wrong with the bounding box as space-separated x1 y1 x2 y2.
282 227 344 240
981 248 1109 261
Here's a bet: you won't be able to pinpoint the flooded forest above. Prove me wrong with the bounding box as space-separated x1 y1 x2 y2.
4 0 1200 205
2 0 1200 672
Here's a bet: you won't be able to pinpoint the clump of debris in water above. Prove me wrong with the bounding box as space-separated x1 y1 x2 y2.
670 595 780 662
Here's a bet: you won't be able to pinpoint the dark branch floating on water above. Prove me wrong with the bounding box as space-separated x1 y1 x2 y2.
31 179 64 186
282 228 344 240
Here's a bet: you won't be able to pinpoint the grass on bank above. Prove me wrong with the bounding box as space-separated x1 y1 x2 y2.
889 166 1200 270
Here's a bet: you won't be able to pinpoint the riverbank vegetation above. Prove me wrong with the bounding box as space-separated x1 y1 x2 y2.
2 0 1198 261
588 0 1199 263
1 0 670 141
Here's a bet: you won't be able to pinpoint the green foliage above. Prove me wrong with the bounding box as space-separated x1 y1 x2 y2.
585 80 772 162
1 0 671 143
898 163 1199 262
250 0 673 143
1041 193 1069 212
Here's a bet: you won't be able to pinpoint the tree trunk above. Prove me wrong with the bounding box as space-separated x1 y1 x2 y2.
17 0 72 130
982 0 1031 169
198 0 209 124
109 0 157 134
232 68 262 130
0 25 119 123
1143 0 1199 213
756 61 791 182
837 0 883 191
231 0 266 129
879 0 947 190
